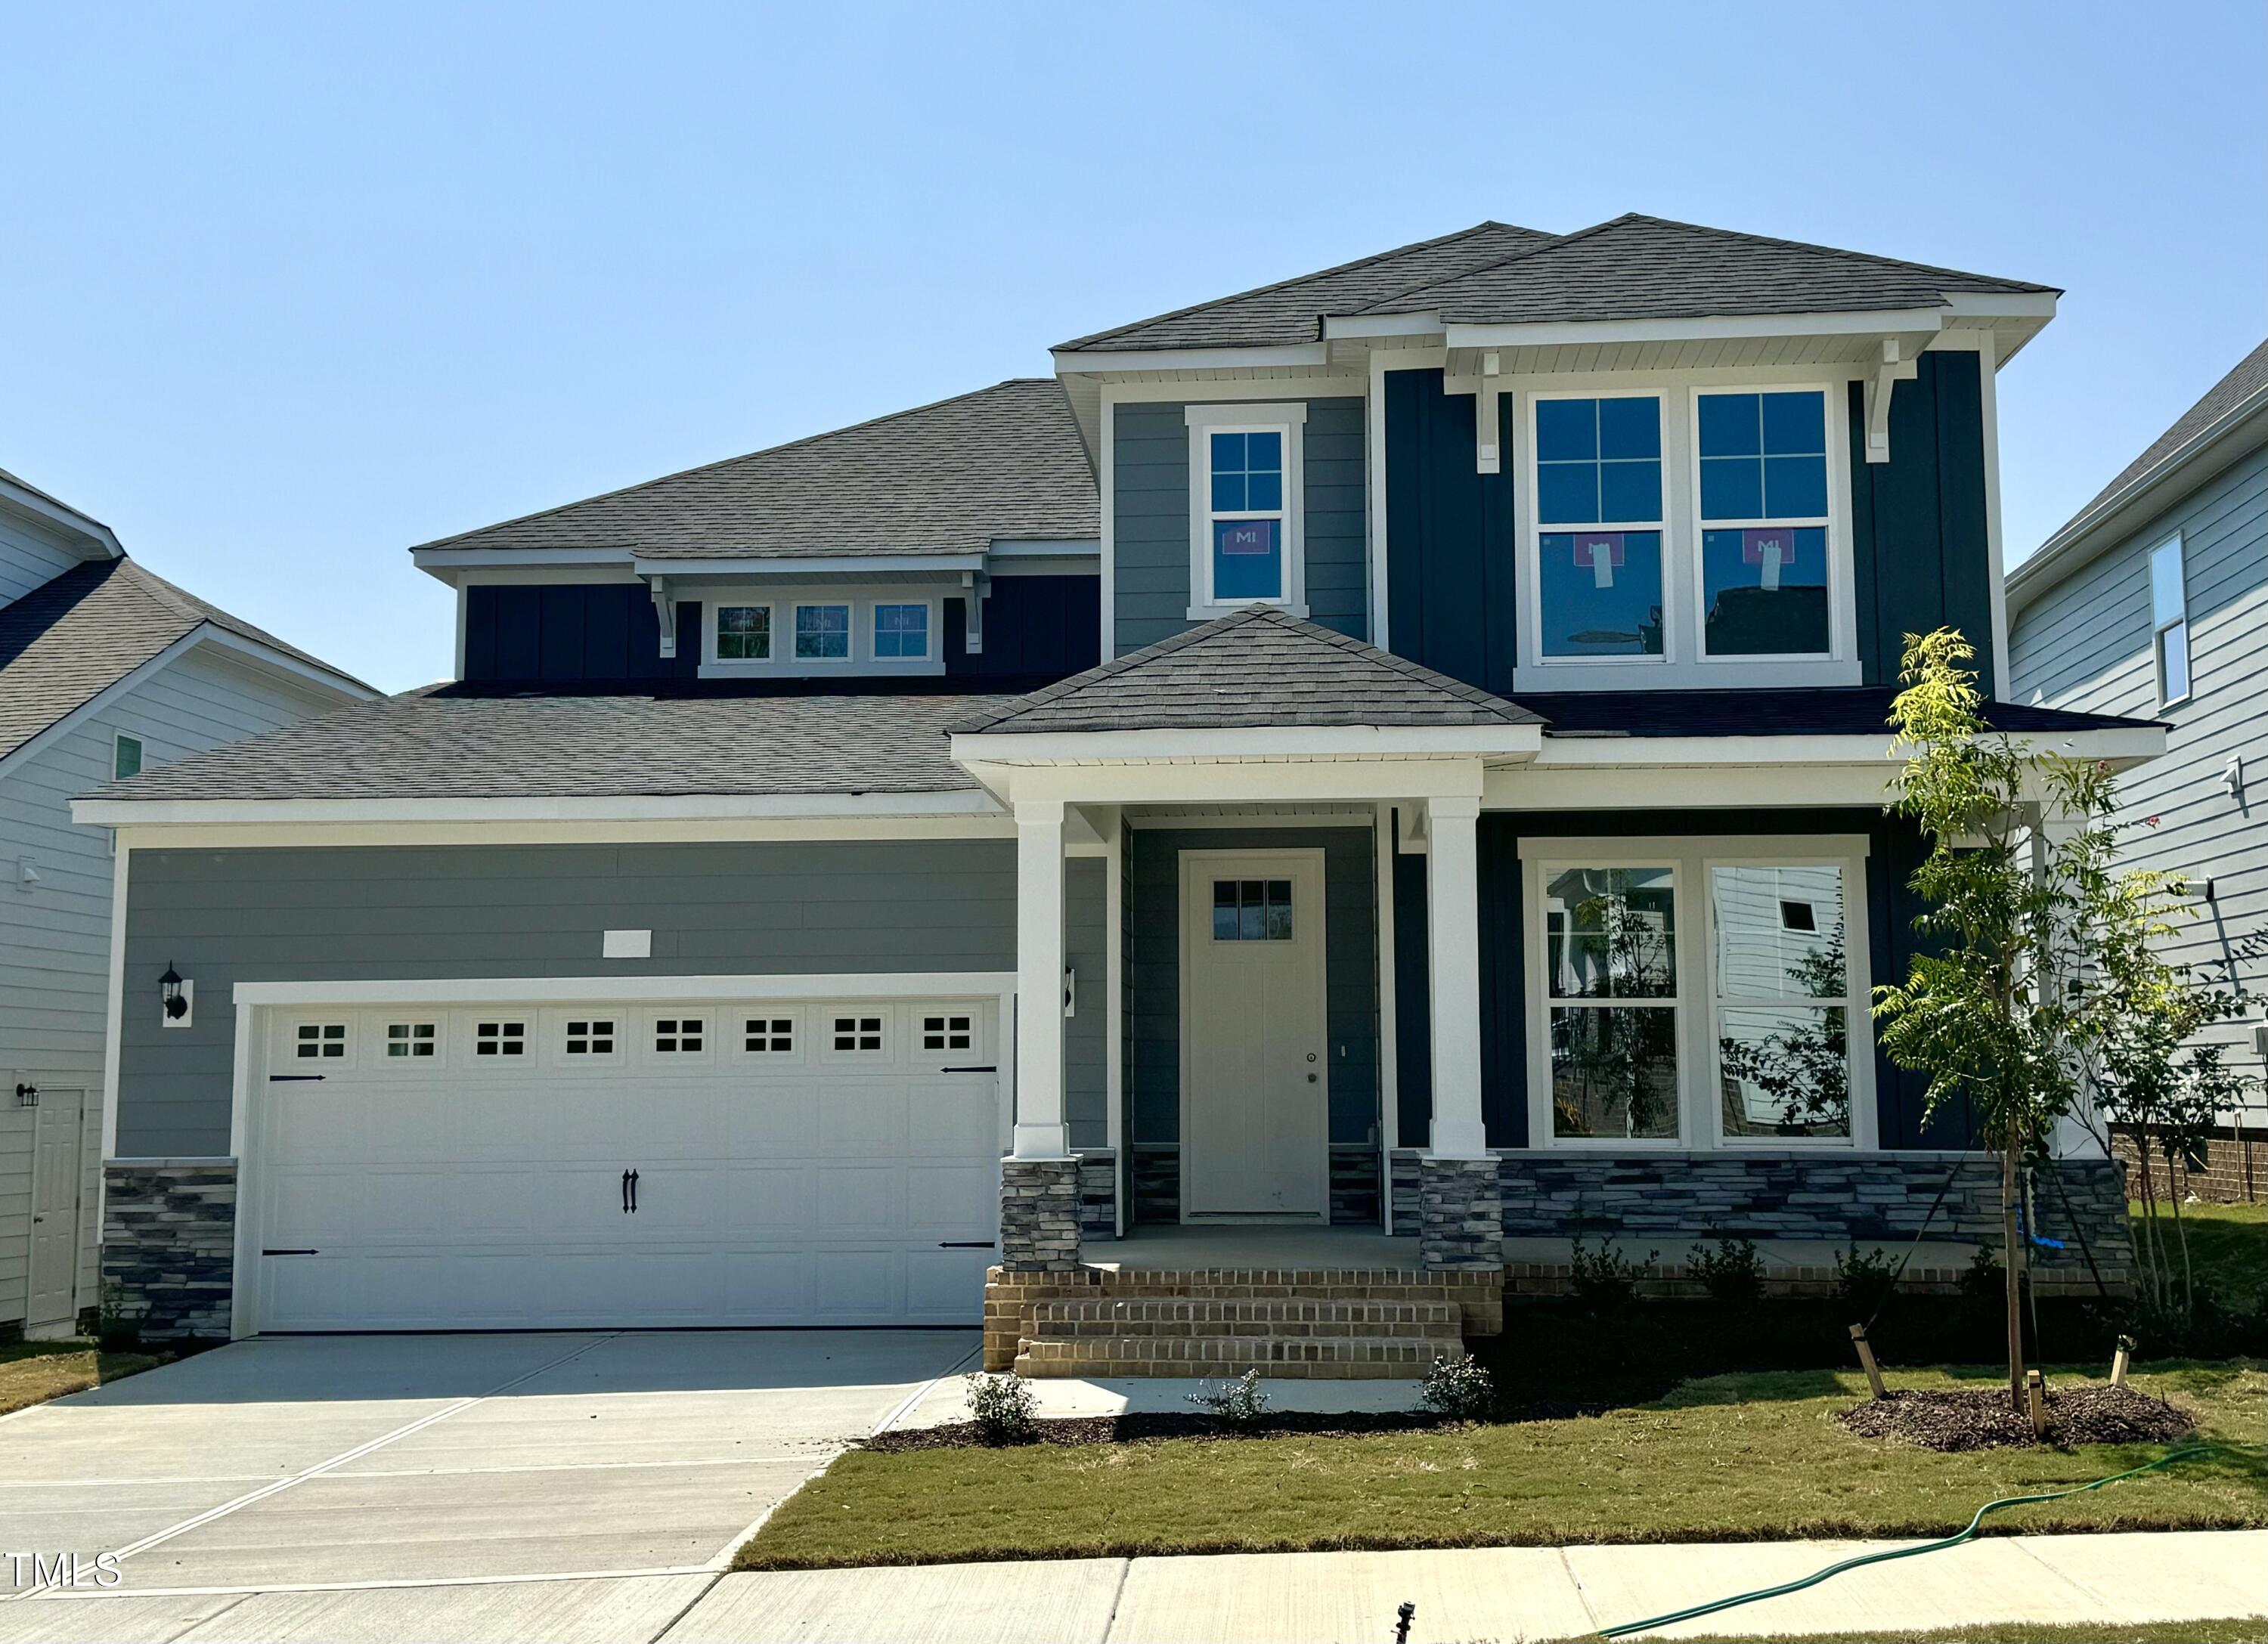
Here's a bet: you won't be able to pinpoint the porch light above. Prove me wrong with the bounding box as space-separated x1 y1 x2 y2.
160 963 189 1021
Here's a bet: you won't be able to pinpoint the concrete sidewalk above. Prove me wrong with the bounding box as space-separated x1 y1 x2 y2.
5 1528 2259 1642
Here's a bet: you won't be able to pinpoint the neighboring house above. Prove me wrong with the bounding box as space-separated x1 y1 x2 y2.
79 215 2164 1367
2009 339 2268 1203
0 469 372 1339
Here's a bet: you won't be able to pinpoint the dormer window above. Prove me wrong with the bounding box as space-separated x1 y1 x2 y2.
795 604 851 660
874 603 929 658
717 605 772 660
1185 402 1306 618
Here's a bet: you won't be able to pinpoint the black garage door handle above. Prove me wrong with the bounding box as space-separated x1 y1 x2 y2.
939 1240 996 1249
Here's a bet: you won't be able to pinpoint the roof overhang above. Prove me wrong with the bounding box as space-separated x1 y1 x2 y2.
1050 342 1331 376
2010 388 2268 618
0 472 124 560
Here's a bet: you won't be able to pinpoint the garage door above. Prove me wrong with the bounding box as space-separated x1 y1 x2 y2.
251 997 1002 1331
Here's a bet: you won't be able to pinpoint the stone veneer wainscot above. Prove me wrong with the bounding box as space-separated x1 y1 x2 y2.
101 1159 237 1339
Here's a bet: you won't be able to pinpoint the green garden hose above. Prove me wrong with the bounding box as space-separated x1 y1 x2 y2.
1597 1442 2254 1639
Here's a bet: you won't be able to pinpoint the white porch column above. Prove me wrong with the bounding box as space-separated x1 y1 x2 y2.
1424 794 1489 1158
1012 797 1070 1159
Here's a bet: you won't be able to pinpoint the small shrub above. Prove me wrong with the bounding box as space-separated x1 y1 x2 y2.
1186 1367 1270 1429
1419 1352 1495 1421
1834 1242 1900 1317
962 1372 1039 1445
1569 1231 1658 1315
1686 1235 1765 1308
1957 1244 2003 1305
96 1281 144 1355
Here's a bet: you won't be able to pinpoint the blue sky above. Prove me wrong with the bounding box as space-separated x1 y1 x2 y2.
5 3 2261 692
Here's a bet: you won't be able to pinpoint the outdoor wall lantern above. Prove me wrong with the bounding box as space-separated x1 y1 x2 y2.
160 963 194 1027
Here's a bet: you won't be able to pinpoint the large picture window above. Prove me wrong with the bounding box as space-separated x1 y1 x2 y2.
1534 396 1665 658
1525 838 1873 1150
1696 391 1832 658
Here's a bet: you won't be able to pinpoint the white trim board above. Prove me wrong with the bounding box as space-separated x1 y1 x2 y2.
229 971 1018 1009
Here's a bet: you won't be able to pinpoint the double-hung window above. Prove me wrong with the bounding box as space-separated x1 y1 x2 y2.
1534 395 1666 658
1696 391 1833 658
2149 536 2189 704
1187 403 1305 613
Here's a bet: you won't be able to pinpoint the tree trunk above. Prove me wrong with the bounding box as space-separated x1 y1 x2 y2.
2002 1128 2027 1413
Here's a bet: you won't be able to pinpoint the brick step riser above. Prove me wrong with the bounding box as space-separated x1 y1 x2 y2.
1024 1320 1464 1342
1016 1336 1450 1379
1030 1300 1462 1326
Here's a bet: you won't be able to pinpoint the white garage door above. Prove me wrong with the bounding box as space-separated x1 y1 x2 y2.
251 997 1002 1331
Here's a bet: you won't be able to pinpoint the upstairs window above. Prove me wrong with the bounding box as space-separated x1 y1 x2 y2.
795 604 851 660
1534 395 1665 658
2150 536 2189 704
1207 431 1285 602
113 733 144 780
1696 391 1832 658
873 603 928 658
717 605 771 661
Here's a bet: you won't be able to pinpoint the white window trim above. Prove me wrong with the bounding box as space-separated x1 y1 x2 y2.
1185 401 1308 620
711 601 777 665
2149 534 2190 707
287 1017 355 1069
870 600 934 662
699 589 945 679
1518 835 1876 1153
1514 377 1860 692
378 1017 445 1066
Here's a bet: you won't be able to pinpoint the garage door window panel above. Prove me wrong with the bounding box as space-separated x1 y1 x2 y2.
473 1020 529 1060
383 1020 441 1062
293 1020 352 1065
650 1014 713 1063
826 1011 890 1060
741 1014 799 1059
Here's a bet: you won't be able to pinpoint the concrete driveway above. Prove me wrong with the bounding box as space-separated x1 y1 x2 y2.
0 1329 975 1636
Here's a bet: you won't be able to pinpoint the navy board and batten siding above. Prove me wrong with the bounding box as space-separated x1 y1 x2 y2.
2011 440 2268 1086
1122 826 1381 1224
461 578 1099 683
1389 807 1969 1153
1379 355 1998 695
113 840 1107 1158
1110 399 1368 655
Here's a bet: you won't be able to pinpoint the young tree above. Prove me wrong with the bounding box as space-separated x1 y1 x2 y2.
1872 628 2180 1415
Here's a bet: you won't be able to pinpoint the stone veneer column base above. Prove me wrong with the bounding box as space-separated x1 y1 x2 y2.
999 1156 1082 1275
101 1159 237 1339
1418 1156 1503 1271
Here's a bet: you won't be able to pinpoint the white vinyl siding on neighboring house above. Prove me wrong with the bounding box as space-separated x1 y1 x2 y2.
0 642 354 1330
2010 441 2268 1118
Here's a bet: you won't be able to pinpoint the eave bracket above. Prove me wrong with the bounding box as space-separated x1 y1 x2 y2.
1864 339 1919 465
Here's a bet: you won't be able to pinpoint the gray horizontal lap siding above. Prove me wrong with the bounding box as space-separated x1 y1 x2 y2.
2010 441 2268 1092
114 839 1086 1159
1111 399 1367 655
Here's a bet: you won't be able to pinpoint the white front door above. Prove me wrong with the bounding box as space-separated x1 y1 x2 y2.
26 1088 85 1331
1179 850 1328 1219
250 998 1001 1331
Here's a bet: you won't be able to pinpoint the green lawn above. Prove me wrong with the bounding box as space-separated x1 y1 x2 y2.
0 1339 164 1417
737 1361 2267 1571
2134 1199 2268 1312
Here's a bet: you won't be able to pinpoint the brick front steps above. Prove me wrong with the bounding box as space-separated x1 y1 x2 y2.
984 1265 1503 1376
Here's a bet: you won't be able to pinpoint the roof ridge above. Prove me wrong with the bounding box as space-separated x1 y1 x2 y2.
1350 214 1637 312
1602 212 2054 294
412 376 1068 553
948 607 1275 732
1053 222 1528 353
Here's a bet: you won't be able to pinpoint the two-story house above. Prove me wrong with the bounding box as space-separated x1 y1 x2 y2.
79 215 2162 1373
2010 339 2268 1203
2 468 370 1339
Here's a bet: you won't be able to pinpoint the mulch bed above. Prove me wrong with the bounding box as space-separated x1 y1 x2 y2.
1836 1384 2196 1452
866 1402 1608 1454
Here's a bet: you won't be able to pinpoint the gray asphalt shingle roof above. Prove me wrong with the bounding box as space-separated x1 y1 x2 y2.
1053 221 1554 354
1 557 363 762
1058 215 2050 355
94 689 1006 801
952 607 1540 735
1358 214 2051 326
2065 337 2268 528
414 378 1097 562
